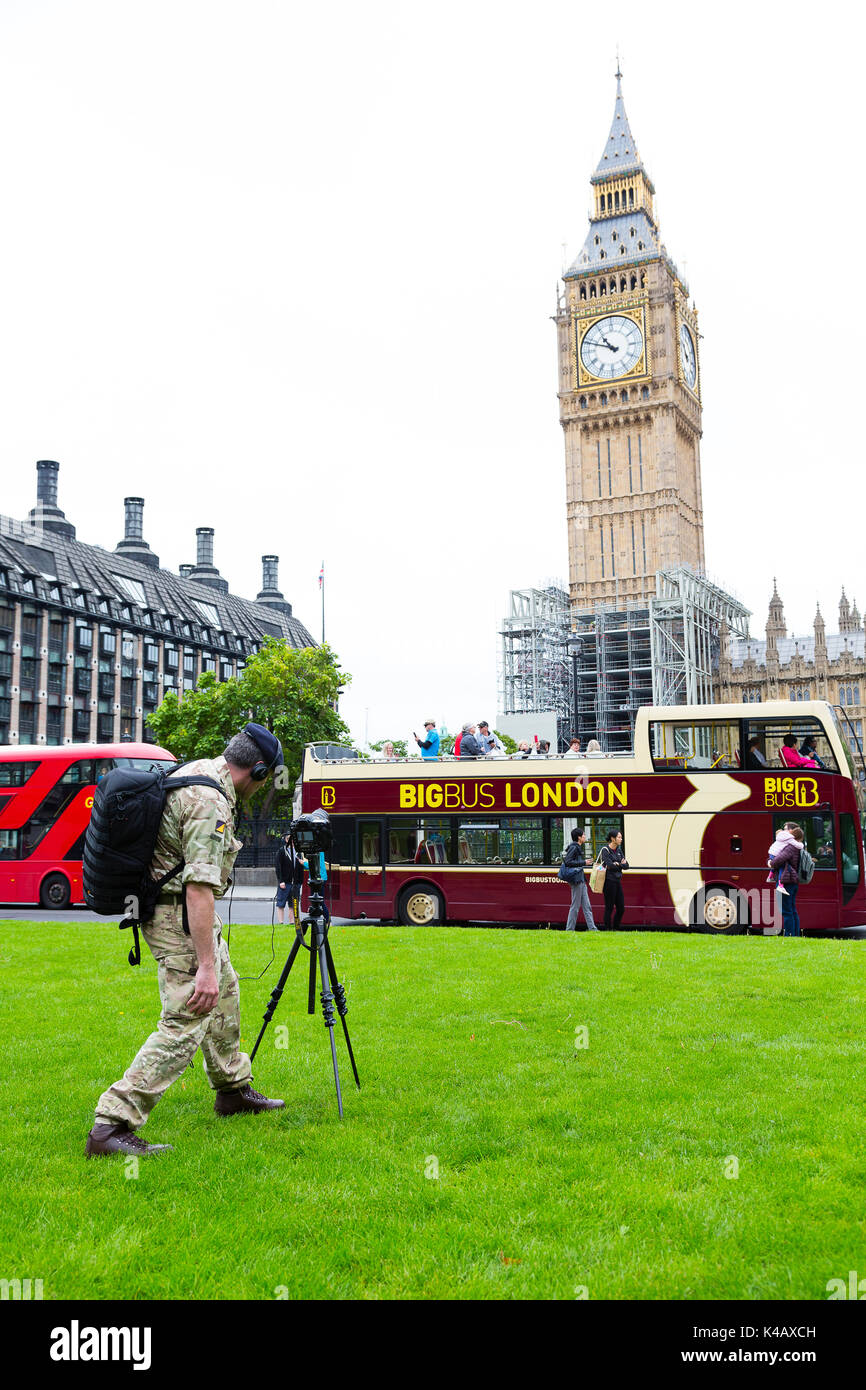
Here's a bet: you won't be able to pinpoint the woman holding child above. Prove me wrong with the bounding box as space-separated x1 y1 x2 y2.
767 821 804 936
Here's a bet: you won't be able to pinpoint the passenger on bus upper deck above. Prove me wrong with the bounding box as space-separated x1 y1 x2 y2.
780 734 818 769
799 734 826 770
746 738 768 770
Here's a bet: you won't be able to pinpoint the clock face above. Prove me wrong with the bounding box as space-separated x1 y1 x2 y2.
580 315 644 380
679 323 697 388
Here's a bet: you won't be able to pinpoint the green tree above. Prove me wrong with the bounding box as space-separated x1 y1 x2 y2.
147 638 353 811
495 729 517 754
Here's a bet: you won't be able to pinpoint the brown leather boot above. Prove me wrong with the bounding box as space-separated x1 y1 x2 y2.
85 1122 173 1158
214 1084 285 1116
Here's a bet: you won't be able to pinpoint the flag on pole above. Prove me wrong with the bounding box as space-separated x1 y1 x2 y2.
318 563 324 589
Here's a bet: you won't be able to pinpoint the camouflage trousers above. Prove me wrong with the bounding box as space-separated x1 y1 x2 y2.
94 902 252 1130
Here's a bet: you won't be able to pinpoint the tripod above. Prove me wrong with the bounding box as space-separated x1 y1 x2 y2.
250 866 360 1118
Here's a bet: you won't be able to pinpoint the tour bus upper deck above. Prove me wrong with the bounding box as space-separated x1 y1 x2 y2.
301 701 857 784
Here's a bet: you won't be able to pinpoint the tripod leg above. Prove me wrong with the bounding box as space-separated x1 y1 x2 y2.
324 938 360 1090
307 935 317 1015
316 940 344 1120
250 932 304 1063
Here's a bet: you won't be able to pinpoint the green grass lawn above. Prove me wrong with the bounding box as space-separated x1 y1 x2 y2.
0 920 864 1300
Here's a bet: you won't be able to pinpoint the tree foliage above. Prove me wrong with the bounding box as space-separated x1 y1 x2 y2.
146 638 353 808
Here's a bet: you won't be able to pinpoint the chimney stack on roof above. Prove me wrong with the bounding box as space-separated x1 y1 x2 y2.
189 526 229 593
29 460 76 540
256 554 293 617
115 496 160 569
179 564 194 579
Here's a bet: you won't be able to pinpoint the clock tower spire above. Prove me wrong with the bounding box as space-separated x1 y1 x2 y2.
556 68 705 610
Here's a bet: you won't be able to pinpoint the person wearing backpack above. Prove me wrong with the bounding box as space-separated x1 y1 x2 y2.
86 724 287 1159
766 821 807 936
562 828 598 932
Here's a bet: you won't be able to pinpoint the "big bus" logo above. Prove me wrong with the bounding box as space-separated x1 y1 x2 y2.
764 777 819 809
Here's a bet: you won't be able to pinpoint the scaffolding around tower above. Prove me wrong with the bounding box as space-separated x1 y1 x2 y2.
498 566 751 754
650 567 750 708
498 585 574 743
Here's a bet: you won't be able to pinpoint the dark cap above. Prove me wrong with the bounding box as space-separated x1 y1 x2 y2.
244 721 284 770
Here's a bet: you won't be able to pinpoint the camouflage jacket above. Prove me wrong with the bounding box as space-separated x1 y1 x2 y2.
150 756 242 897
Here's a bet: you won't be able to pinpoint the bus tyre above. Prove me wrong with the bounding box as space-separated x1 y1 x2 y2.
693 885 748 934
397 884 445 927
40 873 71 910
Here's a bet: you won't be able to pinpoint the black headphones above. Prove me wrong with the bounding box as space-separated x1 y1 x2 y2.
245 724 282 782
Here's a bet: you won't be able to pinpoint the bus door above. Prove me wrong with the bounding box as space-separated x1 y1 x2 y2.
795 810 840 927
355 818 386 897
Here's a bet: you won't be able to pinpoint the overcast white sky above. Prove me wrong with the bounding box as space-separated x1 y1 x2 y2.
1 1 863 748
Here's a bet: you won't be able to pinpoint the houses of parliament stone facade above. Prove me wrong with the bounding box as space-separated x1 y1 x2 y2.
719 584 865 755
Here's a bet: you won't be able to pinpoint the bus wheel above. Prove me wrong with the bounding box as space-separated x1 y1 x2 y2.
694 886 748 934
397 885 445 927
40 873 71 910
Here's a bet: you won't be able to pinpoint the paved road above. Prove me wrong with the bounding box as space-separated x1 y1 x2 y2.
1 904 864 937
0 903 362 927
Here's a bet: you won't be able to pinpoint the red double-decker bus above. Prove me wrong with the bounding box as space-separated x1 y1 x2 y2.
300 702 866 934
0 742 174 908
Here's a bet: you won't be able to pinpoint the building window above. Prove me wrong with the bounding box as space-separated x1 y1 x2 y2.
579 396 587 409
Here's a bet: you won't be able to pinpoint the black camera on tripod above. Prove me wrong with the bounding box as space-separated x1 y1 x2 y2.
289 808 331 862
251 803 359 1118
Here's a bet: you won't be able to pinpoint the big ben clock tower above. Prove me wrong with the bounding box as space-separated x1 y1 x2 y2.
557 68 705 610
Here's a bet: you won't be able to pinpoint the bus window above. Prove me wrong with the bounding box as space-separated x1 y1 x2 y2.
0 761 40 787
358 820 382 865
651 720 740 770
20 780 82 856
772 813 835 868
0 829 22 859
458 817 544 865
60 760 97 785
389 818 451 865
746 716 838 773
551 815 624 862
328 816 354 866
840 814 861 886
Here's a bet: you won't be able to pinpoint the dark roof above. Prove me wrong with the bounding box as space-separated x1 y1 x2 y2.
0 516 315 653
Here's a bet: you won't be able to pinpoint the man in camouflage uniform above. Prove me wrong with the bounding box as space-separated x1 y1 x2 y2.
86 724 286 1158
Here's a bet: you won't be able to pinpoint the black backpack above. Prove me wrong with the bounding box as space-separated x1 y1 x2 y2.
83 762 224 966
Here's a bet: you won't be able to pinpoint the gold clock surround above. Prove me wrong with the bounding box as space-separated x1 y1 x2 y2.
574 302 649 389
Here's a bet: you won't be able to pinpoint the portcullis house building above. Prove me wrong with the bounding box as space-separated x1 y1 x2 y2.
0 460 314 746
